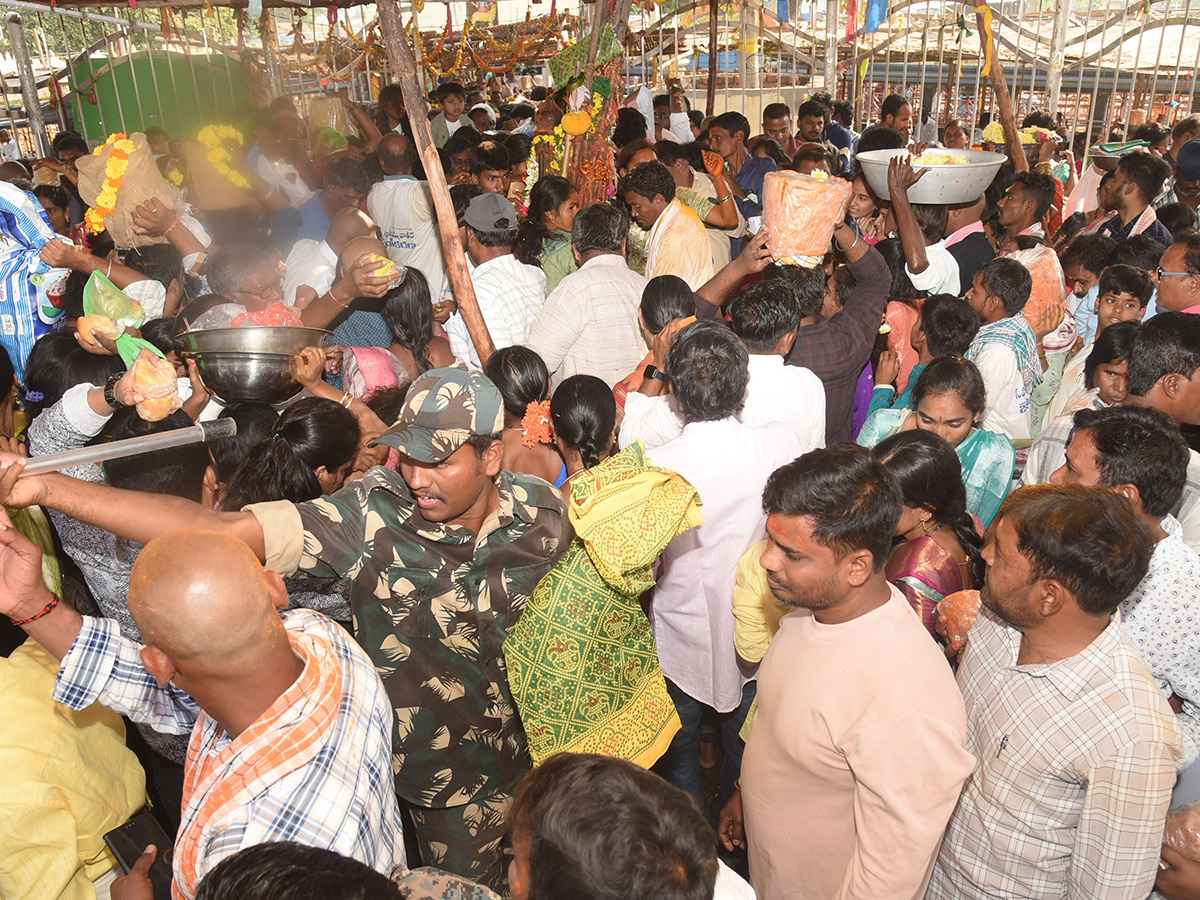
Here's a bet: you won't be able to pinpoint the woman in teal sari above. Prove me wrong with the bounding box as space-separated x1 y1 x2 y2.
858 356 1015 527
872 429 986 637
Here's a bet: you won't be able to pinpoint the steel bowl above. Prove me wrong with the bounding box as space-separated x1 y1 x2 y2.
857 148 1007 204
175 326 333 404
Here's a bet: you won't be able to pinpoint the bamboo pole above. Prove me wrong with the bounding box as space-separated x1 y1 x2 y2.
971 0 1026 172
375 0 495 366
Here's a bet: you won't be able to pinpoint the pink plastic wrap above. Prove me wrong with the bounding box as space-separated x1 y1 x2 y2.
1166 803 1200 862
939 589 982 648
1006 244 1072 350
762 171 852 265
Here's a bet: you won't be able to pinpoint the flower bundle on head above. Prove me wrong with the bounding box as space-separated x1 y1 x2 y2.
197 125 252 191
521 399 552 448
85 133 135 235
981 121 1060 146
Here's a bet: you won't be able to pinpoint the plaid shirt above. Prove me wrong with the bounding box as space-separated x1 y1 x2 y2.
786 244 891 443
927 608 1183 900
54 611 404 898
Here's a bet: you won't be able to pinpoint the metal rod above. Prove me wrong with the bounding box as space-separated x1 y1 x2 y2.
5 13 49 155
1147 0 1168 122
1071 0 1090 137
79 18 107 138
21 418 237 477
122 25 149 134
198 11 220 121
918 0 930 122
1086 0 1114 145
103 30 129 134
1127 0 1150 132
131 10 168 138
1169 0 1193 125
1 0 159 32
180 11 205 122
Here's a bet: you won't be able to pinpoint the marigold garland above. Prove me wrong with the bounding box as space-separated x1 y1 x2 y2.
197 125 253 191
521 399 553 447
85 133 135 235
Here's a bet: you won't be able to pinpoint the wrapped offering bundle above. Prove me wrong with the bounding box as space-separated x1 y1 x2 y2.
1166 803 1200 862
1007 244 1071 348
762 170 852 267
939 590 982 649
130 351 183 422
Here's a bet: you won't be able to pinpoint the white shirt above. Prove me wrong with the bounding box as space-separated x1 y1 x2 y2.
647 417 806 711
367 177 446 298
906 239 960 295
525 254 647 388
971 341 1032 441
122 279 167 320
254 152 312 207
1120 515 1200 766
740 354 826 451
620 354 827 452
1023 417 1200 552
445 253 546 370
282 239 338 306
1 139 19 162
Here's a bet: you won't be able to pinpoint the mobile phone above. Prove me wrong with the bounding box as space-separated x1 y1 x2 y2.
103 808 175 899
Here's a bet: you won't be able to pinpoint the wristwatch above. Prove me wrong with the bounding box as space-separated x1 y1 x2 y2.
102 371 124 411
644 364 669 384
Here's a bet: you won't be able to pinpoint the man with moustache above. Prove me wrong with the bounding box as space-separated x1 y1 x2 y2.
735 445 974 900
927 484 1183 900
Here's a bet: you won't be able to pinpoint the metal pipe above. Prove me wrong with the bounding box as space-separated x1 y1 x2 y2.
1126 0 1150 132
1071 0 1091 136
122 24 149 134
1 0 158 32
1147 0 1168 122
5 13 49 155
179 11 205 122
1085 0 1115 145
825 0 837 93
21 418 237 477
918 0 930 121
79 18 107 138
102 30 130 133
1169 0 1193 125
130 10 168 138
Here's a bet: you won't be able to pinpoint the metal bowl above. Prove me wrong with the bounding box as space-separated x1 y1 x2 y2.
175 326 333 404
857 148 1007 204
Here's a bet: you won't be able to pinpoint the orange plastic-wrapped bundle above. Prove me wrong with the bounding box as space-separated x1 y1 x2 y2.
76 314 124 348
939 590 982 649
762 170 853 266
1166 803 1200 862
129 352 182 422
1006 245 1070 347
232 301 304 328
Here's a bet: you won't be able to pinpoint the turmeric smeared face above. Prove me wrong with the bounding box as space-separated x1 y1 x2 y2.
759 513 842 610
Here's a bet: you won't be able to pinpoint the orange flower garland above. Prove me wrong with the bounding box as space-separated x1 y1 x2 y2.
85 133 135 235
521 399 553 447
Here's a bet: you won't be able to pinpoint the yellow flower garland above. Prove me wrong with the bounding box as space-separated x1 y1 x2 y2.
197 125 253 191
85 133 135 235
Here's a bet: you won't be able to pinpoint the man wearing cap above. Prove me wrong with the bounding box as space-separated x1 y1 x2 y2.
443 193 547 369
1158 139 1200 231
0 365 573 891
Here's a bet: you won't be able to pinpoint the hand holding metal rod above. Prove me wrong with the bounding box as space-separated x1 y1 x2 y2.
19 419 237 477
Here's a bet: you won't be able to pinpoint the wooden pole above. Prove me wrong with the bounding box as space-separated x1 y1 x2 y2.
376 0 497 366
971 0 1027 172
584 0 608 84
706 0 718 116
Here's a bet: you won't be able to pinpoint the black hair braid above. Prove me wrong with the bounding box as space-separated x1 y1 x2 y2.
946 508 986 589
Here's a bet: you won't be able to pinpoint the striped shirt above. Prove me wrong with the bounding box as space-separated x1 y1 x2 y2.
0 181 56 380
927 608 1183 900
54 610 404 898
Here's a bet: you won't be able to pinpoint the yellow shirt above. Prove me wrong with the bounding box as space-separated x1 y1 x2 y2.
0 640 145 900
732 540 789 741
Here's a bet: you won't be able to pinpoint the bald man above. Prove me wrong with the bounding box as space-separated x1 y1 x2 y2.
0 528 403 899
368 133 446 296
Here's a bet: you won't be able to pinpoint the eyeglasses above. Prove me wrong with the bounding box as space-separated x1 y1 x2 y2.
1157 267 1194 279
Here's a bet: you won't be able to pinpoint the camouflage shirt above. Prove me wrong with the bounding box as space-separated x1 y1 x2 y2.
249 466 571 808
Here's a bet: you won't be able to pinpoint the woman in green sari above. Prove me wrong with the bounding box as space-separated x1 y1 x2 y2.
858 356 1015 528
514 175 579 294
504 375 701 767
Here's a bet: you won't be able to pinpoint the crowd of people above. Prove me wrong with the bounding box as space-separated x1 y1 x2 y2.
2 76 1200 900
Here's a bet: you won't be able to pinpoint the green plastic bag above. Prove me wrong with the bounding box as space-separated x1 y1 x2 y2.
82 271 165 368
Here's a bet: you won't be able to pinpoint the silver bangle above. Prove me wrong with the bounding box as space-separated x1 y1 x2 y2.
836 232 861 254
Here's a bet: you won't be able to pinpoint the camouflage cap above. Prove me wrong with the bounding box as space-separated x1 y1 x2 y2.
371 365 505 463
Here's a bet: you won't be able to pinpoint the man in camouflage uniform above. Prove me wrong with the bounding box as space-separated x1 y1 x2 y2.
1 365 572 891
248 366 573 888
